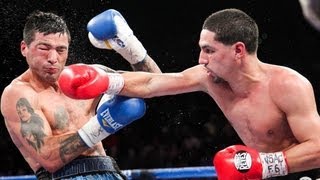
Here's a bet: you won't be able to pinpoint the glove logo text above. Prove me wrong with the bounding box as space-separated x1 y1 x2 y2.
234 150 252 173
259 152 288 178
112 37 125 48
99 108 123 131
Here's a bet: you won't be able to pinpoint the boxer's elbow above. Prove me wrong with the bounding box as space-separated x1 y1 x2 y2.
42 163 61 173
36 145 67 173
37 157 64 173
40 156 64 173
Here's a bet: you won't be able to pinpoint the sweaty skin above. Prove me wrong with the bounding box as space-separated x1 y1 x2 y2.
1 32 101 172
118 29 320 173
1 32 161 173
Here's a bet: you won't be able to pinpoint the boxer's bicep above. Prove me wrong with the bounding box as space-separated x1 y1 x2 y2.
274 75 320 142
15 97 52 153
2 88 53 156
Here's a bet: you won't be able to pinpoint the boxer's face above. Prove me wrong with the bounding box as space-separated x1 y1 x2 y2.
21 32 69 83
198 29 236 79
16 105 31 122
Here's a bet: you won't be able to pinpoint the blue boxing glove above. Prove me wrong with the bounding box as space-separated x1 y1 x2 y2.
78 94 146 147
87 9 147 64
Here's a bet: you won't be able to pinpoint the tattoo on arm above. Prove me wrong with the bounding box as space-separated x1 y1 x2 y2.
131 59 154 72
59 134 87 163
91 64 117 73
16 98 47 152
131 56 162 73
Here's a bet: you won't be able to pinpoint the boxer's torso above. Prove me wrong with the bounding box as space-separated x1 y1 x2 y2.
4 71 106 172
206 64 299 152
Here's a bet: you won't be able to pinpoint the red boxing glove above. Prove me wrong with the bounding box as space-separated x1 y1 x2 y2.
58 64 124 99
213 145 288 180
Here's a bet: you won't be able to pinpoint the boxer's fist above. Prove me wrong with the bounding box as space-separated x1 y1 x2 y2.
58 64 124 99
87 9 146 64
78 95 146 147
213 145 288 180
214 145 262 180
96 95 146 133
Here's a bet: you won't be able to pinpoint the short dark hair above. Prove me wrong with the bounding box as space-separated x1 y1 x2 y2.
202 8 259 54
23 10 71 45
16 98 34 114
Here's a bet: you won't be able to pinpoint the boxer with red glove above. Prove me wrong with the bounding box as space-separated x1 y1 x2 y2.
213 145 289 180
58 63 145 147
58 63 124 99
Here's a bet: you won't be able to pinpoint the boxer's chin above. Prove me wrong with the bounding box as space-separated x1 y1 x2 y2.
207 71 225 83
213 76 225 83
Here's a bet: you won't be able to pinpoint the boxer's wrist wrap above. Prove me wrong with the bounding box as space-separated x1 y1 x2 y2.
105 73 124 95
78 116 110 147
259 152 288 179
108 34 147 64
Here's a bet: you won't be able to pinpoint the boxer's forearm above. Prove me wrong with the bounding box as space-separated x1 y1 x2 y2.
284 140 320 173
31 133 89 173
120 70 202 98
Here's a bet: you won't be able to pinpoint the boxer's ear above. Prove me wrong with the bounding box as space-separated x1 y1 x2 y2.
234 42 245 60
20 41 27 57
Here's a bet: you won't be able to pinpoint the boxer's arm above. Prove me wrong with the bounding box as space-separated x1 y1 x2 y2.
119 65 210 98
129 55 162 73
1 84 145 173
273 73 320 173
1 87 89 173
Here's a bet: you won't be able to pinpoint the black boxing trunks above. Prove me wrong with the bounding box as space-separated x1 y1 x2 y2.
35 155 126 180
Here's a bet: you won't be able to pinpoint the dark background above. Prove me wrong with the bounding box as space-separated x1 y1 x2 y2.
0 0 320 176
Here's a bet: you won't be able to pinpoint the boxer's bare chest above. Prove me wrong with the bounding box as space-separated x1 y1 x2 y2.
39 91 93 134
209 84 294 151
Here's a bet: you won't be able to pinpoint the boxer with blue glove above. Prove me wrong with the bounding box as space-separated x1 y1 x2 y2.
0 9 163 179
87 9 161 73
79 95 146 147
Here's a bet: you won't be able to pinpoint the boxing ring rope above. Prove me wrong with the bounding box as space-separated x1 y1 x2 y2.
0 166 216 179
